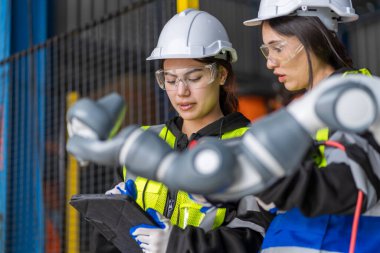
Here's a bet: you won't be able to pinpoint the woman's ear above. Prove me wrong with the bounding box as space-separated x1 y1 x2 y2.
218 66 228 85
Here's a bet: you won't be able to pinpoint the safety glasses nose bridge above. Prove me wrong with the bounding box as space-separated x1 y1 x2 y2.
168 77 189 89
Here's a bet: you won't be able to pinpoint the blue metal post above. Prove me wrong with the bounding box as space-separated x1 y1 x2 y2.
0 0 11 252
8 0 46 252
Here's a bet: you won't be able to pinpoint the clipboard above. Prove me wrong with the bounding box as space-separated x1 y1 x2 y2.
70 194 156 253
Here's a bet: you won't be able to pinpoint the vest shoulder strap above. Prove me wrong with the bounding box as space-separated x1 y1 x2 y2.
342 68 372 77
221 126 250 140
315 128 329 167
141 124 176 148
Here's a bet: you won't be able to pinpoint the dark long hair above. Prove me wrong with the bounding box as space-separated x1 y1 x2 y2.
265 16 353 88
196 57 239 115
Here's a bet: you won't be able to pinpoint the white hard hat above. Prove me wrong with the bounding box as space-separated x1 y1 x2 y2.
244 0 358 32
147 9 237 63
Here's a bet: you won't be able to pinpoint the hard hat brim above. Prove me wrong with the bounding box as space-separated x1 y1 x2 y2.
243 18 265 27
243 14 285 27
243 8 359 27
146 54 238 63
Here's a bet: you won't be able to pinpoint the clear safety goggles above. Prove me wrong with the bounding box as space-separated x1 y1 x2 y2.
155 63 218 91
260 41 304 65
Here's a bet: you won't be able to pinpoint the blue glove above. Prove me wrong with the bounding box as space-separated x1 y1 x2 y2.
105 179 137 200
130 208 173 253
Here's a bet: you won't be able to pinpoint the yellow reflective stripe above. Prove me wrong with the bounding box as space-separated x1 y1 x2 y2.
175 191 226 229
135 177 148 209
159 126 176 148
170 191 186 226
212 208 227 230
142 125 176 148
221 126 249 139
316 128 329 141
177 191 205 228
358 68 372 77
342 68 372 77
315 128 329 167
135 177 167 214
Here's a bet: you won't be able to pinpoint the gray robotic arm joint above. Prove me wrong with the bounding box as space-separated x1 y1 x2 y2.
157 75 380 200
66 75 380 201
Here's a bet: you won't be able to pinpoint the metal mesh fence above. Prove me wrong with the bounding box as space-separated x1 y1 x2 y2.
1 1 380 253
1 1 176 252
345 9 380 76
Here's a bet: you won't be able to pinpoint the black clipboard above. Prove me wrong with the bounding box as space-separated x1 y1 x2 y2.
70 194 156 253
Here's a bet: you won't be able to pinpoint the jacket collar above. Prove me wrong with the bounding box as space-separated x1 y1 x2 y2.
165 112 250 151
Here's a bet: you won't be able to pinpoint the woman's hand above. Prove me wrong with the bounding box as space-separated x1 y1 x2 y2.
130 208 173 253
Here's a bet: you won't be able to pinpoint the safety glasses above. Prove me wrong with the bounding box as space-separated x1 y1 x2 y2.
155 63 218 91
260 41 304 65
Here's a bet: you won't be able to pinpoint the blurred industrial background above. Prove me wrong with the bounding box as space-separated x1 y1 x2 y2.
0 0 379 252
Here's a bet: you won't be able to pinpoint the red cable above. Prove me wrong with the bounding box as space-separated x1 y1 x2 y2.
324 140 346 151
349 190 363 253
324 141 363 253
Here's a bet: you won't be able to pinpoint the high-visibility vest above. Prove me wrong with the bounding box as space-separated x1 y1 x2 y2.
124 124 249 229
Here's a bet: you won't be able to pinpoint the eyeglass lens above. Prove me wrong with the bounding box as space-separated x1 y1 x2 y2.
260 41 303 65
156 64 216 90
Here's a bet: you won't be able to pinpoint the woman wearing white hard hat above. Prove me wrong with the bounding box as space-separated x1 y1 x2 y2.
95 9 268 253
244 0 380 252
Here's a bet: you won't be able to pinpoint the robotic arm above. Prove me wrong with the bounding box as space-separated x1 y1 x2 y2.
67 75 380 201
66 92 126 166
